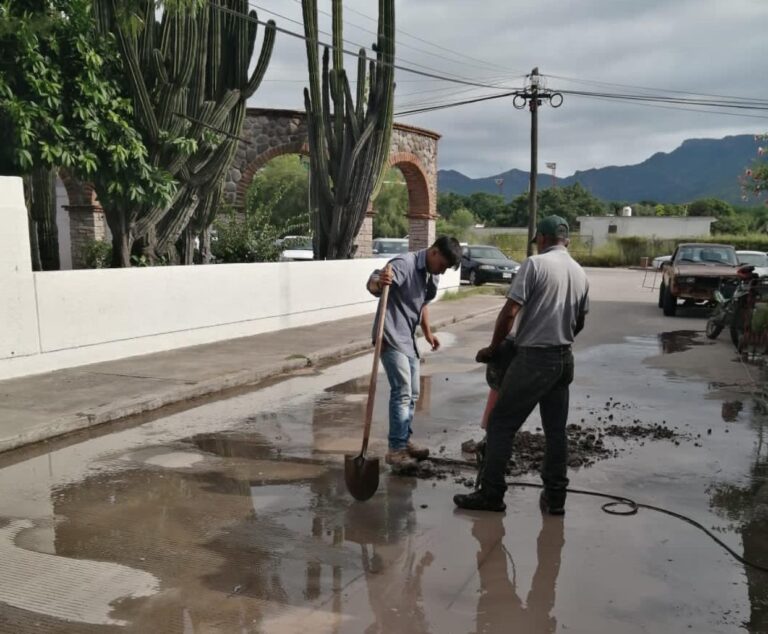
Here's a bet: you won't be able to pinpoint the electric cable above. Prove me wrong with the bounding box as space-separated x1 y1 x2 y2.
284 0 519 76
429 456 768 574
219 1 519 90
251 1 512 86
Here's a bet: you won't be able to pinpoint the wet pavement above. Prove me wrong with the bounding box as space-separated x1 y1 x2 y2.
1 288 768 632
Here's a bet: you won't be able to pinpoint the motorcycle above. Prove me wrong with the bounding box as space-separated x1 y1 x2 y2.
706 265 768 349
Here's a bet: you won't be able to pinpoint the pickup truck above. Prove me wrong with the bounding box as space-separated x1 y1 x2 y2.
658 243 740 316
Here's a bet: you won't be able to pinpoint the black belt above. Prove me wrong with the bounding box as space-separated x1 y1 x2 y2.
519 344 572 352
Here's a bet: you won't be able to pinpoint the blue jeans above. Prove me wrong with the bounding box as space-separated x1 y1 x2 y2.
380 345 420 451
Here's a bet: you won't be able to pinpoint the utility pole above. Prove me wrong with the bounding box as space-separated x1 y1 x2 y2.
513 68 563 256
494 177 504 197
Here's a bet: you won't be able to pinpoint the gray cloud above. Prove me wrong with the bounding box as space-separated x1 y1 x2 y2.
251 0 768 178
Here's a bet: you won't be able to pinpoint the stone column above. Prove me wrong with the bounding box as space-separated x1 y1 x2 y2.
66 204 109 268
354 206 375 258
408 216 436 251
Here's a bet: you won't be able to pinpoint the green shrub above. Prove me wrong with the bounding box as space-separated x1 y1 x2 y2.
81 239 112 268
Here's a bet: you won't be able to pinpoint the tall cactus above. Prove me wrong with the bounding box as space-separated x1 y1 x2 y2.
93 0 275 265
301 0 395 259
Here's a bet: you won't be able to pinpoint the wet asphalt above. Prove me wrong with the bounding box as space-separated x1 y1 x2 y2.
0 278 767 633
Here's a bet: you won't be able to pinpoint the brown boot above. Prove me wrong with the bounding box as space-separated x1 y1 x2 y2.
406 441 430 461
385 449 417 468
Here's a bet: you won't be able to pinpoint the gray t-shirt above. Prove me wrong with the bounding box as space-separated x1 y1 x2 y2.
507 245 589 347
370 249 439 358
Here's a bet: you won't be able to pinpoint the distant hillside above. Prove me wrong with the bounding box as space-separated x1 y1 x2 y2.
438 134 761 205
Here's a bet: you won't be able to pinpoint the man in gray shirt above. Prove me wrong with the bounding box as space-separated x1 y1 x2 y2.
367 236 463 469
454 216 589 514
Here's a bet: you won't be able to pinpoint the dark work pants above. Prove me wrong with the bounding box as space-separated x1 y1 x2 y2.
482 346 575 500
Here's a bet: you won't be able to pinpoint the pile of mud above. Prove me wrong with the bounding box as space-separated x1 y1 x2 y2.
394 418 687 486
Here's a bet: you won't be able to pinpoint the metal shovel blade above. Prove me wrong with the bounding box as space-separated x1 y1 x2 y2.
344 453 380 501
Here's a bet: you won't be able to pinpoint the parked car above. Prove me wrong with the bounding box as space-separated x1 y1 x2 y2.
658 243 740 316
460 245 520 286
279 236 313 261
652 254 672 269
372 238 409 256
736 250 768 267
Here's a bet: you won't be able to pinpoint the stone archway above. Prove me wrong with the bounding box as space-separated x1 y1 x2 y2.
227 108 440 256
62 108 440 265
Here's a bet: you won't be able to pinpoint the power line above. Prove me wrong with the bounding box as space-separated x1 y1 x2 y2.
285 0 519 76
209 2 520 91
395 90 516 117
545 73 768 106
557 88 768 111
338 1 514 74
250 2 518 90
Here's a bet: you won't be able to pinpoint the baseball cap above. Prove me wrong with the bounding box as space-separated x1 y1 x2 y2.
530 215 569 243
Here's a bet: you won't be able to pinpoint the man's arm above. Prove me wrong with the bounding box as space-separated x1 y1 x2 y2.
476 299 521 362
420 305 440 351
574 290 590 337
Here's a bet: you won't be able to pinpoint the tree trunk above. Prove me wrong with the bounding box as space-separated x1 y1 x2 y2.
22 175 42 271
200 227 212 264
30 166 60 270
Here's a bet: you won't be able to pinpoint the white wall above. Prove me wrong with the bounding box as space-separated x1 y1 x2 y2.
0 177 459 380
578 216 715 248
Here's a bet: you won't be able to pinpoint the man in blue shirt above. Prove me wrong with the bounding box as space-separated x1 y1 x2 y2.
367 236 462 468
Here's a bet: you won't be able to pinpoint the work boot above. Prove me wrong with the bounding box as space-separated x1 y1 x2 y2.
539 490 566 515
453 489 506 512
385 449 417 469
406 440 430 461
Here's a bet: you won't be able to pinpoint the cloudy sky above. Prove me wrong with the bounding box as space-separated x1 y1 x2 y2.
250 0 768 178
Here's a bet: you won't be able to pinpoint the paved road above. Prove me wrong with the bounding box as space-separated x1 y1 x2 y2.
0 269 766 633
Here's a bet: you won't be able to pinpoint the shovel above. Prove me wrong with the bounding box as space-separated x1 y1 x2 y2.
345 266 391 501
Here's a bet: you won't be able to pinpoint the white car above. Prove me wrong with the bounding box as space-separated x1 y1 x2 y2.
652 254 672 269
372 238 409 256
736 250 768 268
279 236 313 261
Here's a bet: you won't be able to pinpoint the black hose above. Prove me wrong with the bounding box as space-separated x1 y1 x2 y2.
429 456 768 574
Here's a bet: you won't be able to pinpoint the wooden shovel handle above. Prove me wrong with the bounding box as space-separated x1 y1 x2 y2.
361 266 391 455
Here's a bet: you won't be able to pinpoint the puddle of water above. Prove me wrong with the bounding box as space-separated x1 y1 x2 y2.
144 452 204 469
658 329 708 353
2 323 768 632
0 519 158 626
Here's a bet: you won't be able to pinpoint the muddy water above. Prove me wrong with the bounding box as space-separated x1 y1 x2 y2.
0 318 766 632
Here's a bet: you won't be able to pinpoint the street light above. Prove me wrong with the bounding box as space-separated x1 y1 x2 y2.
513 68 563 255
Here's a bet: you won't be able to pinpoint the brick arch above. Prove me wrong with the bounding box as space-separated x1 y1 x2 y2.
387 151 433 219
234 140 309 208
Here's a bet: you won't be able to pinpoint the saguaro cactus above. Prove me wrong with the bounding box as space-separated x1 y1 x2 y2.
93 0 275 265
301 0 395 259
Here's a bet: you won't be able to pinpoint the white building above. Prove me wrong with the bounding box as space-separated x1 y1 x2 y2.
577 215 716 248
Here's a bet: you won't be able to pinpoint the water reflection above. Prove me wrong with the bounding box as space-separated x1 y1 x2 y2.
709 401 768 633
462 512 563 634
657 330 704 354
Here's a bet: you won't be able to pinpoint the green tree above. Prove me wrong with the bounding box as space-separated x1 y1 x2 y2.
211 185 309 263
436 207 476 241
93 0 276 266
373 169 408 238
687 198 734 217
437 192 467 220
250 155 310 225
0 0 174 267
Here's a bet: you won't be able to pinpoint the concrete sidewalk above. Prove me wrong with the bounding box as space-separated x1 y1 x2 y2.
0 293 502 454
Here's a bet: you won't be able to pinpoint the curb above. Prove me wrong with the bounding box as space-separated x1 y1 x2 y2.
0 302 501 454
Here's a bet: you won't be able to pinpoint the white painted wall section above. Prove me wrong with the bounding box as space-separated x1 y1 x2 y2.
0 177 40 361
0 177 459 380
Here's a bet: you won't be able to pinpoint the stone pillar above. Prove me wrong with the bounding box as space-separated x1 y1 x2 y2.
354 208 375 258
66 204 109 269
408 216 436 251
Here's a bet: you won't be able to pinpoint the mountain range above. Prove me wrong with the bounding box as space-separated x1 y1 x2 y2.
438 134 762 205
